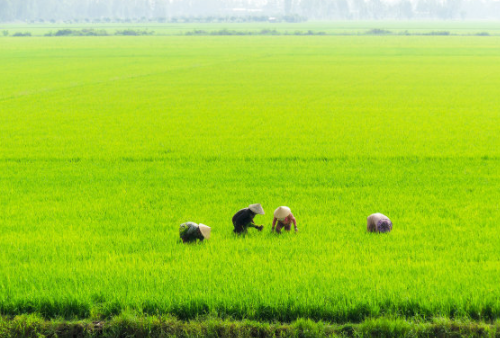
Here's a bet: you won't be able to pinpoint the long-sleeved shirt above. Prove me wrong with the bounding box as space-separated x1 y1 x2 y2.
179 222 204 242
272 213 297 231
232 208 256 227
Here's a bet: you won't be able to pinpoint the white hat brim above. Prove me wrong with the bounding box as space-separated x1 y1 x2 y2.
274 206 291 218
248 204 265 215
198 224 211 239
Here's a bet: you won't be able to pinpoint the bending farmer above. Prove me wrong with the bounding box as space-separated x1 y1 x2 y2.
179 222 211 243
272 206 298 233
232 203 265 234
367 213 392 233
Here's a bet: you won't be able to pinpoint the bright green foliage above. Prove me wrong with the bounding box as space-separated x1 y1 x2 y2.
0 34 499 322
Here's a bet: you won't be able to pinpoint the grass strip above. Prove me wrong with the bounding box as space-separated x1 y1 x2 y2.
1 314 499 338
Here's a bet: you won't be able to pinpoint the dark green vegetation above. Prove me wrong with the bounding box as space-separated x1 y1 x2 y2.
1 30 500 337
2 315 499 338
2 21 500 37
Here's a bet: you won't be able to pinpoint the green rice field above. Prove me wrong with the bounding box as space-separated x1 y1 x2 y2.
1 27 500 326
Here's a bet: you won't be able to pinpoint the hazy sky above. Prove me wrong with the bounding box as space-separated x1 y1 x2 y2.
2 0 500 21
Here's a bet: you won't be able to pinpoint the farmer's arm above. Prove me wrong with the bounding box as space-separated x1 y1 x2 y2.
248 209 256 224
291 214 298 232
272 217 277 232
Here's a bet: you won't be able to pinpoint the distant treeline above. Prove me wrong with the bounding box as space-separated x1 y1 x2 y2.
184 28 492 36
1 0 500 22
1 28 153 37
3 14 307 25
3 28 494 37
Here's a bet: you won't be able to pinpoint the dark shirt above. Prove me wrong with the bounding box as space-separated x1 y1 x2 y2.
180 222 204 243
232 208 256 227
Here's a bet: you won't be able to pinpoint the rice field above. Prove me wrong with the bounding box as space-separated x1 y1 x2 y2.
0 30 500 323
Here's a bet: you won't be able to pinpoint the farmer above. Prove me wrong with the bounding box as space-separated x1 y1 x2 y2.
179 222 211 243
272 206 298 233
367 213 392 233
232 203 265 234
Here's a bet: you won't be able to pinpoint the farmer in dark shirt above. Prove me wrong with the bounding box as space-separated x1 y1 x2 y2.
232 203 265 234
179 222 211 243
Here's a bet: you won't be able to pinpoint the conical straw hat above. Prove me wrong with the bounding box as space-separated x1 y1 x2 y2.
248 203 265 215
274 206 291 218
198 223 211 239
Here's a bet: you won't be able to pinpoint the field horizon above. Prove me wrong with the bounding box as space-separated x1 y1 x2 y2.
2 20 500 37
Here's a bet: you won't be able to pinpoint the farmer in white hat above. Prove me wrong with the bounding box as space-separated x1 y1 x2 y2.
232 203 265 234
272 206 298 233
367 213 392 233
179 222 211 243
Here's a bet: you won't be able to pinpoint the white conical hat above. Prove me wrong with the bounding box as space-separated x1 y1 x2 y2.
248 203 265 215
198 223 211 239
274 206 291 218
